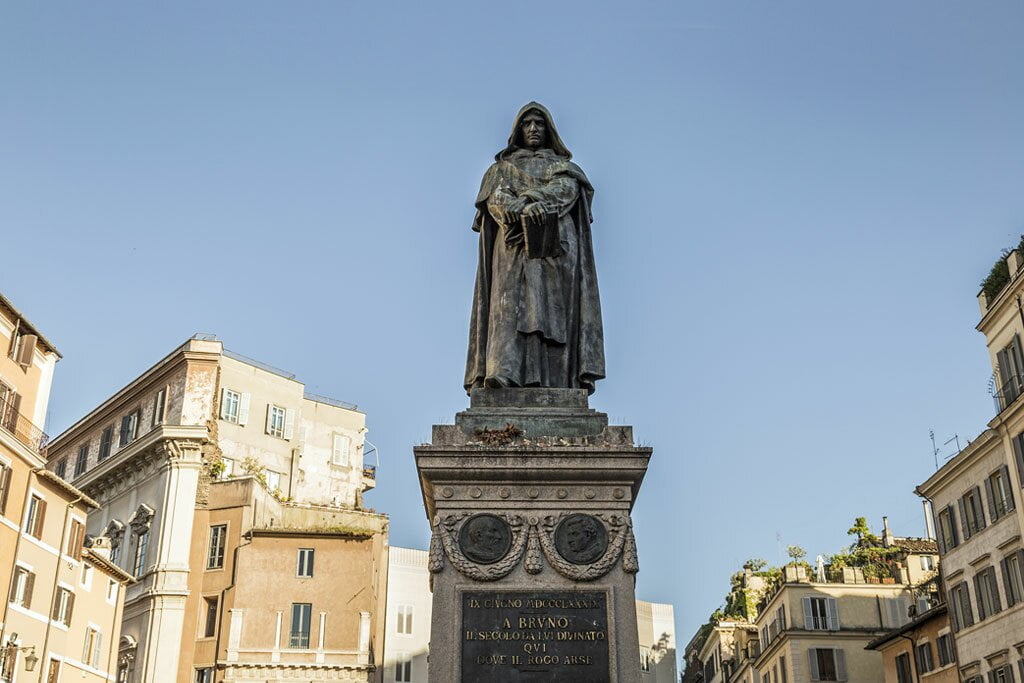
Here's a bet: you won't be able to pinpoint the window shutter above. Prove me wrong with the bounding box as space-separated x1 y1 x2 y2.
808 649 820 681
16 334 36 367
985 475 998 519
886 599 900 628
974 487 987 529
1014 435 1024 493
265 405 273 435
7 571 17 603
1003 466 1016 511
82 633 90 663
834 649 847 682
239 393 250 426
34 498 47 538
958 497 971 539
219 388 228 419
947 505 959 546
0 466 10 515
23 571 34 609
284 409 295 440
989 570 1002 612
826 598 840 630
66 591 75 624
973 575 987 620
802 597 814 629
93 632 102 666
1002 558 1016 607
51 593 61 620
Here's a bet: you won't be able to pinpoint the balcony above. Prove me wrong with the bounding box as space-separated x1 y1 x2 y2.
0 392 49 455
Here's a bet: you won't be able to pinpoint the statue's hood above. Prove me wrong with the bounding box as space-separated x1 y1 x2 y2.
497 101 572 161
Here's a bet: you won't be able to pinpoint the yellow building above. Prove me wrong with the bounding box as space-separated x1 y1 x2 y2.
866 578 958 683
46 337 387 682
0 293 131 682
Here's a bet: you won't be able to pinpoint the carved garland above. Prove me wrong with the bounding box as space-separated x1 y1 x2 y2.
433 512 530 581
430 512 638 582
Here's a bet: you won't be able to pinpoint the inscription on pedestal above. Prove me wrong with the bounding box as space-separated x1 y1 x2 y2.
461 590 610 683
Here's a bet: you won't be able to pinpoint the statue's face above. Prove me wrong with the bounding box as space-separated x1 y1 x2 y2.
566 520 595 552
520 111 547 149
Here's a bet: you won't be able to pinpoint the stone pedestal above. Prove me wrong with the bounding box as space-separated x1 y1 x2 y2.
415 388 651 683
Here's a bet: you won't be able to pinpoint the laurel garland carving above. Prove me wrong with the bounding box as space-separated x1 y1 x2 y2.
536 513 631 582
435 512 529 581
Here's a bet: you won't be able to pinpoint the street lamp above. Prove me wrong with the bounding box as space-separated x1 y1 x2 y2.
22 648 37 672
1 636 37 675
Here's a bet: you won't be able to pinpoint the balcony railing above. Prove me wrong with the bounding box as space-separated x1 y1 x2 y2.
992 372 1024 414
0 392 48 455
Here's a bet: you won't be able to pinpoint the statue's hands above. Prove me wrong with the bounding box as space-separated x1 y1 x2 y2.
502 197 529 226
522 202 547 223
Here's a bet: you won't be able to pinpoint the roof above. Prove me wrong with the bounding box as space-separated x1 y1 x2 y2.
893 537 938 554
865 604 948 650
0 292 61 358
35 468 100 509
83 547 135 583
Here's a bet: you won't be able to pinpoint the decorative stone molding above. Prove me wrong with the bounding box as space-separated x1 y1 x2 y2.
128 504 155 533
430 511 637 582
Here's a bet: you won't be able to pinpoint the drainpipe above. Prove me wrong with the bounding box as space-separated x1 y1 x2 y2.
38 492 84 682
0 467 43 653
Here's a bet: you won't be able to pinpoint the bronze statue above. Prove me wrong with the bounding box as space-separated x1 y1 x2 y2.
464 102 605 394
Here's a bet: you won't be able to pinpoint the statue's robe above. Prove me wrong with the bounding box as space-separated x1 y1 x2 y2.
464 103 605 394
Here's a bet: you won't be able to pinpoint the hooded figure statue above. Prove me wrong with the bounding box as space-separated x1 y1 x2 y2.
464 102 606 394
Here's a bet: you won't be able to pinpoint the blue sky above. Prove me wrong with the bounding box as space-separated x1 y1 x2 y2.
3 1 1023 657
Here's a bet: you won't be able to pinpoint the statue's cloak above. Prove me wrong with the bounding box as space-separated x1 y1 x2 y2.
464 102 605 394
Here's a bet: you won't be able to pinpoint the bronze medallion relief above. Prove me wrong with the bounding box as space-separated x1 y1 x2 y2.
458 514 512 564
554 514 608 565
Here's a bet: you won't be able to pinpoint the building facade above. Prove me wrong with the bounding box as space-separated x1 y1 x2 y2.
45 337 386 682
866 581 959 683
1 293 131 683
915 246 1024 683
380 546 678 682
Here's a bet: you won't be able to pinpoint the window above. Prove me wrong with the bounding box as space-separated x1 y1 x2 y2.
779 656 787 683
106 579 118 604
920 555 935 571
332 434 351 466
895 652 912 683
992 665 1013 683
950 581 974 631
960 487 987 538
75 443 89 475
83 627 102 668
67 519 86 560
937 505 959 554
152 388 167 427
1003 550 1024 607
207 524 227 570
9 566 35 608
297 548 315 578
220 389 240 423
119 411 140 447
395 652 412 682
0 382 18 433
267 405 286 438
396 604 413 635
80 563 93 589
220 457 235 479
704 655 716 680
807 648 845 682
997 335 1024 406
54 457 67 479
195 668 214 683
802 596 838 630
52 586 75 626
0 463 11 517
25 493 46 538
936 633 954 666
640 647 651 672
132 530 149 576
265 470 281 492
202 597 218 638
974 566 1002 620
289 603 312 648
914 642 934 673
987 467 1017 523
98 426 113 461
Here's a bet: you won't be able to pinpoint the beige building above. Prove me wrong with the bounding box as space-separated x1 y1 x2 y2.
381 546 677 682
866 577 958 683
46 337 387 682
915 246 1024 683
1 293 131 683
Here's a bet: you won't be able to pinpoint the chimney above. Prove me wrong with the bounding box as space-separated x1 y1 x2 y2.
882 516 895 548
922 500 936 540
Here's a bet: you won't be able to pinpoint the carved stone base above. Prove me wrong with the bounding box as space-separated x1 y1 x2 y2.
415 389 651 683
